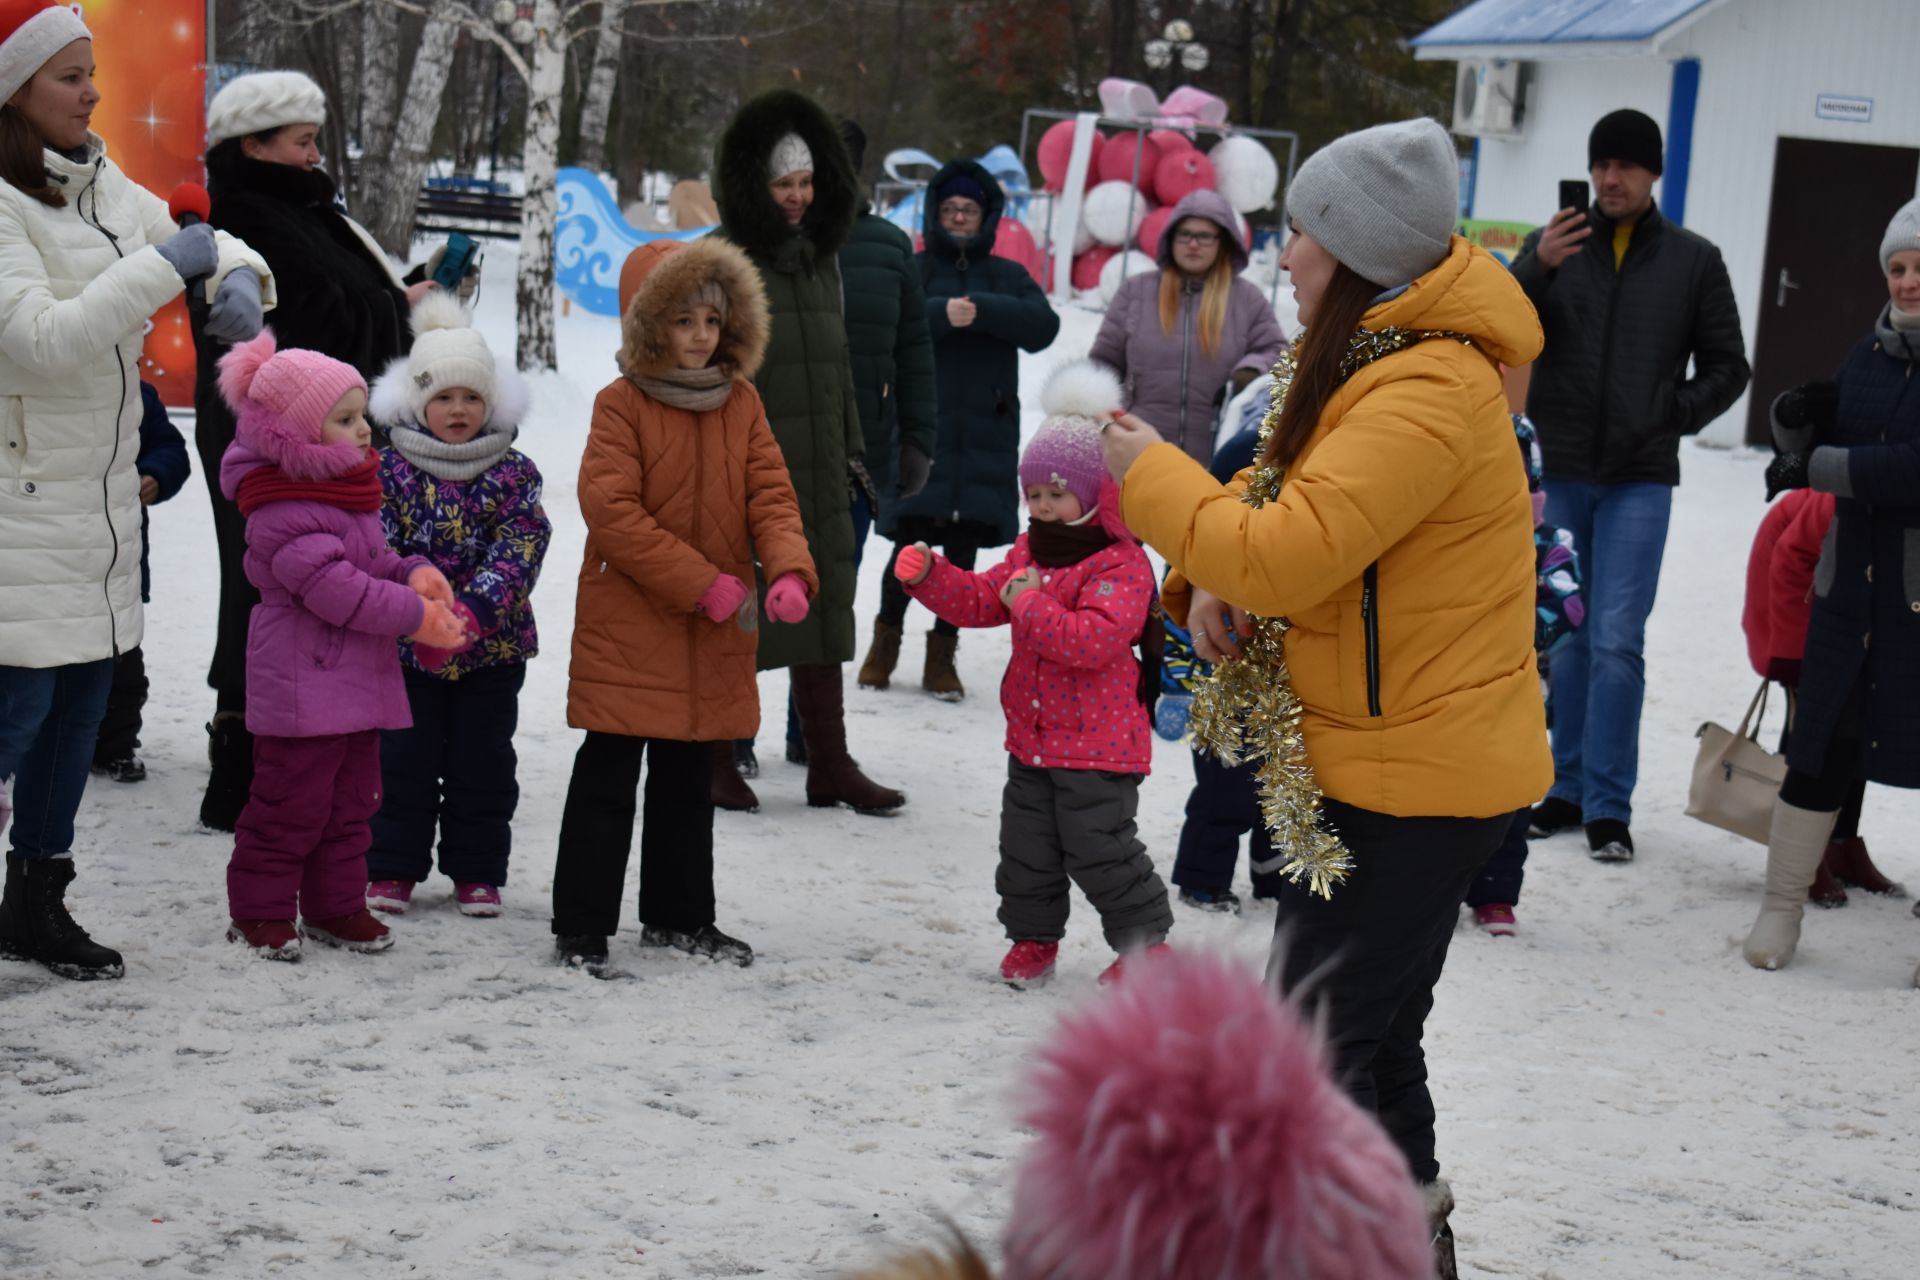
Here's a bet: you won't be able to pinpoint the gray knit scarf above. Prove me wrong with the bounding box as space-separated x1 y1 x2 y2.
629 366 733 412
1878 303 1920 362
388 421 518 482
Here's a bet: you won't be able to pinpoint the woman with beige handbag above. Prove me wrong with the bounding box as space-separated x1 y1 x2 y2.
1744 197 1920 978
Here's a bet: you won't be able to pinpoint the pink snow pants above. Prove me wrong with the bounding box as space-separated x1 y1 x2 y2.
228 731 382 922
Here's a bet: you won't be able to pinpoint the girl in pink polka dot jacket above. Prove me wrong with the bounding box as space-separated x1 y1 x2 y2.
896 362 1173 989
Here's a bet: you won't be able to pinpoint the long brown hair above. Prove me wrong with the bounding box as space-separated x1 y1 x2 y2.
0 105 62 208
1262 262 1383 471
1157 250 1236 357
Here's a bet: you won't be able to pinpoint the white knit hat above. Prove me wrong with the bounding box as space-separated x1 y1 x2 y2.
207 70 327 145
1882 197 1920 274
1287 117 1459 289
768 132 813 182
379 292 498 425
0 2 91 108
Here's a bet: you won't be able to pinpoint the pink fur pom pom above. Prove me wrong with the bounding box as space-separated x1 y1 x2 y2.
1001 949 1432 1280
216 328 280 416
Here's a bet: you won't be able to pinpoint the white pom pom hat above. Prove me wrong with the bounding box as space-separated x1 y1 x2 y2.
369 292 527 431
1021 361 1123 514
207 70 327 145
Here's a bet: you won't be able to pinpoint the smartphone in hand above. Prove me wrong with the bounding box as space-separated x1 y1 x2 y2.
1557 179 1590 218
431 232 479 291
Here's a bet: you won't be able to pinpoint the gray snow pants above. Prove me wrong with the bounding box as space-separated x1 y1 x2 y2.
996 756 1173 949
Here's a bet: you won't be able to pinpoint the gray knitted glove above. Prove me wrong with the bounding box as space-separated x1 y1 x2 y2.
204 267 264 344
154 223 217 282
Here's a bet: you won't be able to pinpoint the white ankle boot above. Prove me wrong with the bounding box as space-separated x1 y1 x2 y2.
1744 800 1839 970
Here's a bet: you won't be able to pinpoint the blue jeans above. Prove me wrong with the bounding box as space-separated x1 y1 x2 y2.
1542 480 1672 826
0 660 116 859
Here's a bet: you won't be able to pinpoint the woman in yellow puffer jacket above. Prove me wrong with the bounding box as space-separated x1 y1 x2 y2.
1102 118 1548 1278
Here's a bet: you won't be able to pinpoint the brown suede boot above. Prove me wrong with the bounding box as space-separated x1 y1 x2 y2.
1808 852 1849 908
923 631 964 702
710 741 759 813
857 618 903 690
791 664 905 814
1825 836 1906 897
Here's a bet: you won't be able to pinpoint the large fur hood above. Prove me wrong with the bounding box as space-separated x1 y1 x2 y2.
712 89 859 260
616 237 771 381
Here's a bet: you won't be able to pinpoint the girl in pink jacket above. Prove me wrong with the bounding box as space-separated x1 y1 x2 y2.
896 363 1172 988
216 332 468 961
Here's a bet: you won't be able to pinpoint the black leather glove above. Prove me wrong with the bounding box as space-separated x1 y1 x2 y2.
897 445 931 500
1770 381 1838 453
1765 451 1809 502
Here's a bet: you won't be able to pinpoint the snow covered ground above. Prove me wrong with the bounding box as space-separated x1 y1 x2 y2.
3 244 1917 1279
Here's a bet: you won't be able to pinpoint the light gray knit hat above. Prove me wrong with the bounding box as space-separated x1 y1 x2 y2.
1882 197 1920 273
1287 118 1459 289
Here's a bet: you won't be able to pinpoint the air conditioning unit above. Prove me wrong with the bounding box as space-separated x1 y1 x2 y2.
1453 61 1526 138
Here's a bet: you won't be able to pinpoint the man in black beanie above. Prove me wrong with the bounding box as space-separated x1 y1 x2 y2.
1509 106 1750 865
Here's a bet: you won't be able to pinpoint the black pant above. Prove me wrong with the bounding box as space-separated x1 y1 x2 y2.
550 733 715 938
1464 808 1532 907
92 645 148 763
1779 692 1867 831
1170 748 1284 898
367 663 525 886
196 428 258 714
1269 798 1516 1184
879 517 987 638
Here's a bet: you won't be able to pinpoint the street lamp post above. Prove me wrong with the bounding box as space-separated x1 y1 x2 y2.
1142 18 1209 97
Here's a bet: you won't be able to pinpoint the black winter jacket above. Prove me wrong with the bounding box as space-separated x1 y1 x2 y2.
134 383 190 603
839 207 938 526
891 161 1059 546
1510 202 1749 485
1788 318 1920 786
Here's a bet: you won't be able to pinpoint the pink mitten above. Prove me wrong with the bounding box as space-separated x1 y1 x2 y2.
414 600 482 671
408 564 454 608
765 572 810 624
407 599 467 650
697 572 751 623
893 543 931 585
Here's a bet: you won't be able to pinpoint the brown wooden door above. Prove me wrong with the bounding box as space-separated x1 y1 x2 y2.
1747 137 1919 444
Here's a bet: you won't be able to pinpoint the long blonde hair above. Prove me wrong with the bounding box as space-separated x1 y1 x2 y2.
1158 249 1236 358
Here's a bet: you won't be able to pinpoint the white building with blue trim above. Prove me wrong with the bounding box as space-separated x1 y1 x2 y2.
1414 0 1920 445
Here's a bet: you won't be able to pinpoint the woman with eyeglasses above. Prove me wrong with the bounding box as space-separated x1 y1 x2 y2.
865 161 1058 703
1089 189 1288 468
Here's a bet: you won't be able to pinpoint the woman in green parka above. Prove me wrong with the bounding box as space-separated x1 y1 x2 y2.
712 89 904 816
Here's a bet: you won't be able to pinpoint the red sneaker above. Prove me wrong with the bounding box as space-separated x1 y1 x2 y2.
366 879 415 914
1000 940 1059 989
1098 942 1171 986
302 908 394 953
1472 904 1517 937
228 918 301 962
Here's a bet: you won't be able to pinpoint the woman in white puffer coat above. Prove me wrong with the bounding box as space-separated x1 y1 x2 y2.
0 3 273 981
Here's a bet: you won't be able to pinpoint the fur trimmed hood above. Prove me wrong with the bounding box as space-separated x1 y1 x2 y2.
616 237 771 382
713 89 859 261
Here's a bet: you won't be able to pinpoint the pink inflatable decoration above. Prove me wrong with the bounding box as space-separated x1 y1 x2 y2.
1038 120 1104 194
1154 148 1217 208
1096 132 1164 201
1071 246 1118 292
994 218 1043 280
1148 129 1194 158
1137 207 1175 259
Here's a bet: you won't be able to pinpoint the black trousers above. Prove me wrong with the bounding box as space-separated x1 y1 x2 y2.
1464 808 1532 908
195 426 258 714
879 516 988 637
92 645 148 763
367 663 525 886
1170 748 1284 898
1269 798 1516 1184
1777 704 1867 836
550 733 715 938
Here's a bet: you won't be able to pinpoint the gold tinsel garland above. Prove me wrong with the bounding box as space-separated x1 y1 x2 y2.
1185 324 1475 899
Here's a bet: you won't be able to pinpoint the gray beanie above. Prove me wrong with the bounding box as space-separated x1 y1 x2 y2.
1287 118 1459 289
1882 196 1920 273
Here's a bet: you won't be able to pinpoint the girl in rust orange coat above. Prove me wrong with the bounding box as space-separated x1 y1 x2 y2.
550 237 817 975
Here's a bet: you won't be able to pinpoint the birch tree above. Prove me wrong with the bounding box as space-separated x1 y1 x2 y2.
363 16 462 256
574 0 629 174
353 0 400 211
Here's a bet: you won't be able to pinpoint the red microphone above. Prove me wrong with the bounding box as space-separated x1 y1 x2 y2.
167 182 214 315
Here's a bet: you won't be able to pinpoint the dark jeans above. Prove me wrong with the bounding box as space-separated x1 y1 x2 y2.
1465 808 1532 908
196 429 258 715
0 659 115 859
368 663 525 886
879 517 988 639
1269 798 1516 1184
92 645 148 764
1171 748 1284 898
551 733 715 938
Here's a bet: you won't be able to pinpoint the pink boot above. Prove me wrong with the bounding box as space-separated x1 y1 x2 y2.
1000 940 1059 989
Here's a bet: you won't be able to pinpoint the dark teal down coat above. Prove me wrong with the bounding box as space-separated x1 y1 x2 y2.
839 207 938 526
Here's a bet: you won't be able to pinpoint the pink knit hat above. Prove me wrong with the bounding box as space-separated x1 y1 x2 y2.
217 329 367 480
1020 361 1121 515
1001 948 1432 1280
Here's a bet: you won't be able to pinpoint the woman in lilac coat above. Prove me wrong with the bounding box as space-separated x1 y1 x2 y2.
214 331 467 962
1089 189 1288 467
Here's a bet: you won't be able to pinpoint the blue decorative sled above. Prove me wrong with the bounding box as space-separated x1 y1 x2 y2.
554 167 713 317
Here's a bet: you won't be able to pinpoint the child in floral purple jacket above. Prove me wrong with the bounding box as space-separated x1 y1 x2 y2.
364 295 552 918
896 363 1173 989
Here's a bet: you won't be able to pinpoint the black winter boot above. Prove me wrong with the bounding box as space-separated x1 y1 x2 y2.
199 712 253 833
0 856 125 981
